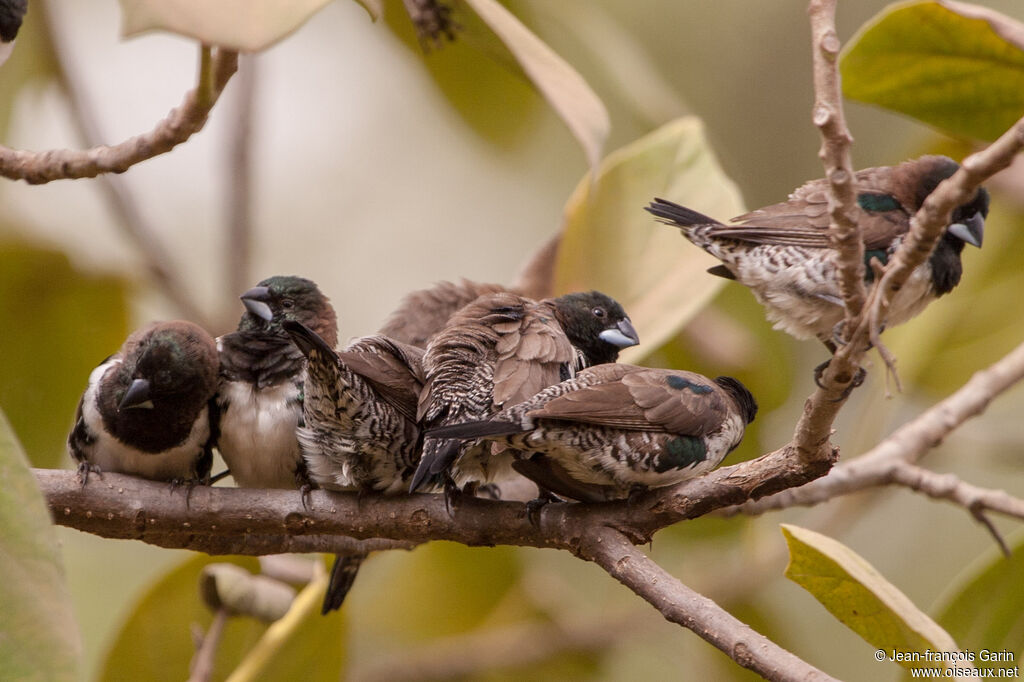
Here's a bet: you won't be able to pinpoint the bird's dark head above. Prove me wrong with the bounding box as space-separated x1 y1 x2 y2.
118 321 219 411
551 291 639 366
905 155 987 250
238 275 338 346
713 376 758 425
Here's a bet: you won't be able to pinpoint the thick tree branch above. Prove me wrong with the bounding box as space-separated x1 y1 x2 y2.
34 454 833 680
34 439 832 552
0 46 238 185
575 528 837 681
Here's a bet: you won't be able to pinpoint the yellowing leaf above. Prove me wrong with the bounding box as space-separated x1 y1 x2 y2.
841 1 1024 141
462 0 609 171
118 0 337 52
553 116 746 363
0 409 82 682
782 524 964 672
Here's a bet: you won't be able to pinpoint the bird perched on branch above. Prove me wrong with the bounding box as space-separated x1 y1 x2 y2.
283 320 426 613
378 279 519 349
283 321 425 495
427 364 757 502
216 275 337 490
68 321 219 485
410 290 639 497
646 155 988 349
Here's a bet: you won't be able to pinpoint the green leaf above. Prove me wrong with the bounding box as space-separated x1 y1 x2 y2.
118 0 336 51
0 408 82 682
553 116 746 364
0 241 129 468
934 529 1024 672
841 1 1024 141
461 0 609 172
782 524 962 671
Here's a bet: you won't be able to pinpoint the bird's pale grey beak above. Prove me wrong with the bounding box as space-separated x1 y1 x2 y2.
119 378 154 410
599 318 640 348
948 212 984 248
240 285 273 321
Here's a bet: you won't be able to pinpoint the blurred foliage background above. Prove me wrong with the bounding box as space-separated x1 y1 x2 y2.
1 0 1023 680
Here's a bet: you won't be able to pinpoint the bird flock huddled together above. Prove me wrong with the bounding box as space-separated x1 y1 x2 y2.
68 155 989 614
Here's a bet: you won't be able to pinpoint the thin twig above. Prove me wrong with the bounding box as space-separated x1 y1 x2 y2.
188 608 229 682
808 0 865 322
224 54 258 319
35 1 215 326
789 0 870 463
0 33 238 185
849 116 1024 376
726 337 1024 517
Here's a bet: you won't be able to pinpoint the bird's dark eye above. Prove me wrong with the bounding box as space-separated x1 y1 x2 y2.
592 307 606 318
282 298 295 310
155 370 172 386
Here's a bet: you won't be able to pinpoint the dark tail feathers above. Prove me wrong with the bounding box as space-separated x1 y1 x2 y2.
409 438 464 493
424 419 525 441
283 320 338 362
645 197 720 228
321 551 367 615
713 376 758 424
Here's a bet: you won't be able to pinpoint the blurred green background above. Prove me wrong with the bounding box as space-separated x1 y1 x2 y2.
2 0 1023 680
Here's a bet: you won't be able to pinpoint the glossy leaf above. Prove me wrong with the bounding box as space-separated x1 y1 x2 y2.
841 1 1024 141
462 0 609 171
0 408 82 682
118 0 337 51
553 116 746 364
934 530 1024 672
0 242 128 469
782 524 962 671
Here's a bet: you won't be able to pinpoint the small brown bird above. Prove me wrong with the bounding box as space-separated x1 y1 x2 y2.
283 321 425 495
427 364 758 502
378 279 518 349
283 320 426 615
410 290 639 496
647 155 988 348
68 321 220 484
